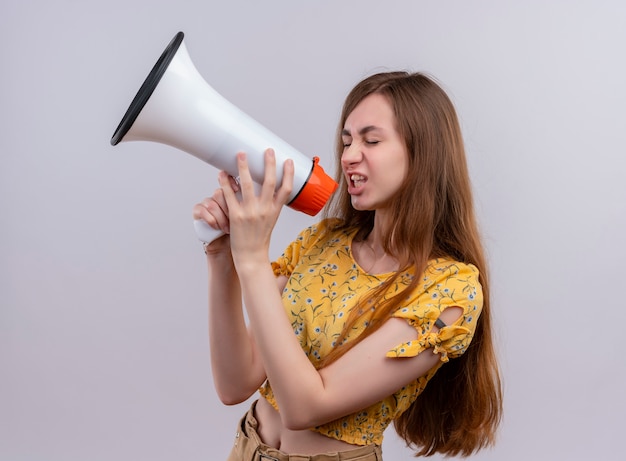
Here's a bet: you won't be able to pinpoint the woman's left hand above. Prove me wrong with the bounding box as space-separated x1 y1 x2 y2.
218 148 294 270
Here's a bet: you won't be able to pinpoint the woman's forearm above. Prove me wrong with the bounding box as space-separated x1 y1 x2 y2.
236 261 325 424
207 254 266 404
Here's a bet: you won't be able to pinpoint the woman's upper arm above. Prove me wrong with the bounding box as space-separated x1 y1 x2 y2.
294 315 454 429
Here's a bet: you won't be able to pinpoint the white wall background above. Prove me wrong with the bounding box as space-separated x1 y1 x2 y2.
2 1 625 460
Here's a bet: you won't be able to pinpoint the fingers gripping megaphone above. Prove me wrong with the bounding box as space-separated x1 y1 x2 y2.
111 32 338 243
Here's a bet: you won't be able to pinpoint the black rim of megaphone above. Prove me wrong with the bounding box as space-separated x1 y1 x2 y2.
110 32 185 146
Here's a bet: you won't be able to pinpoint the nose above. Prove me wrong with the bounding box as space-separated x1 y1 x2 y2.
341 142 362 169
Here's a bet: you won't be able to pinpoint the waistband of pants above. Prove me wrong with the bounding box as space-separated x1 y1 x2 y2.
228 401 383 461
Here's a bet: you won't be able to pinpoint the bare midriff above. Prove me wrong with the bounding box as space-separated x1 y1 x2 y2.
254 397 357 454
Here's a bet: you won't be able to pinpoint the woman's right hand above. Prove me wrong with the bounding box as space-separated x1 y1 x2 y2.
192 175 240 254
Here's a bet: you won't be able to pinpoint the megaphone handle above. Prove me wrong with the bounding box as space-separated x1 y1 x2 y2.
194 219 225 243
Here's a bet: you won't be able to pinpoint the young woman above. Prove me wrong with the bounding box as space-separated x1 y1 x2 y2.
193 71 502 460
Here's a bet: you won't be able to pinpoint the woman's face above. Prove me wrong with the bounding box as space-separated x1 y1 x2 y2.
341 93 409 214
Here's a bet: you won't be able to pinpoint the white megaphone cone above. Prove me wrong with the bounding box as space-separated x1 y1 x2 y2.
111 32 337 243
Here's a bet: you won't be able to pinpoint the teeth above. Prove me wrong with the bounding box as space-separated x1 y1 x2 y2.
350 174 366 187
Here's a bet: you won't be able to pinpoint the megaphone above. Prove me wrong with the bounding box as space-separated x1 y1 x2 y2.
111 32 337 243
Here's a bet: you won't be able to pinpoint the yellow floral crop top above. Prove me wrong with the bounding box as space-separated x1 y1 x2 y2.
259 219 483 446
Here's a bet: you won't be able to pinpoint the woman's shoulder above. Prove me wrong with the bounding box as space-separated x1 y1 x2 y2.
305 217 345 235
424 257 480 278
272 218 350 277
293 218 349 246
418 257 483 301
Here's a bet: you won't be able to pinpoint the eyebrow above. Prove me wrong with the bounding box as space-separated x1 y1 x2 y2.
341 125 382 137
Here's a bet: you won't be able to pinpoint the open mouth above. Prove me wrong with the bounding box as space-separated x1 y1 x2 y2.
350 174 367 188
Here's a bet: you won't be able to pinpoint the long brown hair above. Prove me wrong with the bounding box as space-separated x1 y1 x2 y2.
322 72 502 456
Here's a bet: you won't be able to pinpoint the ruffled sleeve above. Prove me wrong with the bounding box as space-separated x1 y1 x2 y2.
386 260 483 363
271 240 298 278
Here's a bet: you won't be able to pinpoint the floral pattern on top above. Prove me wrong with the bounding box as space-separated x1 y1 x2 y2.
260 219 483 446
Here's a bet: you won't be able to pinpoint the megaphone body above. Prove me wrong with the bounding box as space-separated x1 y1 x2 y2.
111 32 337 242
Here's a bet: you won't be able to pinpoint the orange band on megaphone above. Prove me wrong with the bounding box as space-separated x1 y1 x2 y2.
288 157 338 216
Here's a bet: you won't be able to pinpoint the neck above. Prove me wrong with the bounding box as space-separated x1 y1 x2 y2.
363 230 385 258
366 212 391 253
356 214 398 273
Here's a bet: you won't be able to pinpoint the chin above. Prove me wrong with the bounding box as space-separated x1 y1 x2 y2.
350 198 373 211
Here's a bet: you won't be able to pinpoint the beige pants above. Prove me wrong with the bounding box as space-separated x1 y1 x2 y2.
226 402 383 461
